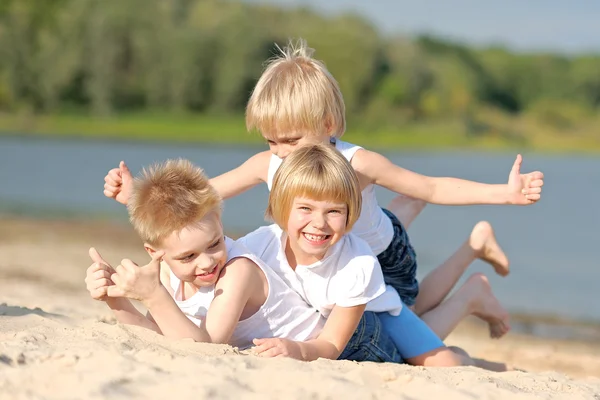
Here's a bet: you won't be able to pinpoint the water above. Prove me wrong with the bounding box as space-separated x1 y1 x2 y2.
1 136 599 334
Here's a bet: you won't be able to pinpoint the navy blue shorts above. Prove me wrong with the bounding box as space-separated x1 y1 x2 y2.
338 311 403 363
377 209 419 306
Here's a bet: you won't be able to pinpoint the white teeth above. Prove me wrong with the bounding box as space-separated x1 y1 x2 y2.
199 266 216 276
304 233 328 241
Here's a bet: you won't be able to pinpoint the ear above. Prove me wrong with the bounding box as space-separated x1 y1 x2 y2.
144 243 159 258
324 117 336 136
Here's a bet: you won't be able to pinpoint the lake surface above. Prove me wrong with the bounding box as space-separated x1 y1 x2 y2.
1 136 598 338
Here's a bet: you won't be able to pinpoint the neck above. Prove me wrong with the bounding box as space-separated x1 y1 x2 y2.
284 238 298 271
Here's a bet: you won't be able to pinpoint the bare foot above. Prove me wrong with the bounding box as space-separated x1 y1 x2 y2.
464 273 511 339
386 195 427 229
469 221 510 277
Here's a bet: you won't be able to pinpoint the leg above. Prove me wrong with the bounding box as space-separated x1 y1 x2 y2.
413 221 509 316
419 273 510 340
377 308 477 368
385 195 426 229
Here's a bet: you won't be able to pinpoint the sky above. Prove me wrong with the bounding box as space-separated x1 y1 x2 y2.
244 0 600 54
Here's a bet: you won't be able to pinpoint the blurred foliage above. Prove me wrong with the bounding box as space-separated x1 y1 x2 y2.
0 0 599 150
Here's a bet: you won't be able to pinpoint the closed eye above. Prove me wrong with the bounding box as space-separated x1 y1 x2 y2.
180 253 196 263
208 238 222 249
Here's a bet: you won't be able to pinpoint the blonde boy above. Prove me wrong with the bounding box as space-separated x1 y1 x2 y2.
85 159 326 351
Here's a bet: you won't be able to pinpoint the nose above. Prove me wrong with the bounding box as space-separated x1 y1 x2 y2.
311 212 326 229
276 146 291 159
195 253 215 271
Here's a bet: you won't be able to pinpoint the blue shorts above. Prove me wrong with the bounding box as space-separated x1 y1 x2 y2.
338 311 403 363
378 307 444 359
377 209 419 306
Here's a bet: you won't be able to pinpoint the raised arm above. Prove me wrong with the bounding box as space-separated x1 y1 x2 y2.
353 149 544 206
209 150 271 200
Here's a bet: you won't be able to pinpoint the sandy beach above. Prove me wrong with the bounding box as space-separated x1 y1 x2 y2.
1 216 600 399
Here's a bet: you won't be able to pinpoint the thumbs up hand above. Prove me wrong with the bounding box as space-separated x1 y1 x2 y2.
103 161 134 205
106 251 166 304
85 247 116 301
506 154 544 205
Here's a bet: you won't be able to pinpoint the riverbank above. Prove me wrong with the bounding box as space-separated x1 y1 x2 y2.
1 112 599 153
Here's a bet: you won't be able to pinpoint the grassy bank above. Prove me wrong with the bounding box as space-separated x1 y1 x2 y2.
0 112 599 153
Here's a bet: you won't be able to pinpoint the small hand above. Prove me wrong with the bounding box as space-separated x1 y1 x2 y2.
103 161 133 205
252 338 303 359
507 154 544 205
85 247 116 301
106 251 165 304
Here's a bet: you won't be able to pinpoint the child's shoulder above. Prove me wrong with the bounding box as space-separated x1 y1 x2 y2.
237 224 282 257
217 254 264 291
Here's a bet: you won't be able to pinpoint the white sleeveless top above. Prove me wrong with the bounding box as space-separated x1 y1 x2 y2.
168 237 325 349
267 139 394 255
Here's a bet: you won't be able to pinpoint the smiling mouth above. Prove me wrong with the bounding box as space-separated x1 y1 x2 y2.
196 265 218 279
302 233 331 244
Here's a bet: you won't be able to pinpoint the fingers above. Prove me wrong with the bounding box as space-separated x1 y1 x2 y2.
90 278 113 290
119 161 132 177
89 247 109 267
106 285 126 298
252 338 277 355
510 154 522 175
147 251 165 269
525 187 542 195
527 178 544 188
90 287 109 300
105 168 122 184
525 194 541 202
256 348 283 358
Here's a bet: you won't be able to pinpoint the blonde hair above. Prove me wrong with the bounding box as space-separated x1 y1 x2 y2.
266 143 361 231
127 159 222 246
246 38 346 140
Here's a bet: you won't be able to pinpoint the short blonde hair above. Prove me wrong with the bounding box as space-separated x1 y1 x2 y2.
127 159 222 246
246 38 346 140
266 143 361 232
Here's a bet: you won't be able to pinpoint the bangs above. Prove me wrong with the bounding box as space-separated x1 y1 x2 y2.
292 167 352 206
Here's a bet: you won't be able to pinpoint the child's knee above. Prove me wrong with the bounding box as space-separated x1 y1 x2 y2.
406 346 475 367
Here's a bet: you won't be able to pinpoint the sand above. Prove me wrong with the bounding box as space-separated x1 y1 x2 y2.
1 216 600 399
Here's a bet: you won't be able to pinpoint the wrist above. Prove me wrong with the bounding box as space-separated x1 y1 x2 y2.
141 285 171 310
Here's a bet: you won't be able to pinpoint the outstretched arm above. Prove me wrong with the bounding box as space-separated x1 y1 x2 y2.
209 151 271 200
103 151 271 205
354 149 544 206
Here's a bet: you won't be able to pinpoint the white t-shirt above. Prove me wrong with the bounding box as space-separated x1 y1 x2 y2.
239 225 403 317
167 237 325 349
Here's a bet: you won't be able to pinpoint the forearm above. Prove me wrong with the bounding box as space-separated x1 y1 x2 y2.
295 339 343 362
428 178 511 205
105 297 161 333
143 287 211 342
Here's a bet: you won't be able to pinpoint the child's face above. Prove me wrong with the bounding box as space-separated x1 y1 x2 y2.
285 196 348 265
264 132 331 159
157 212 227 289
